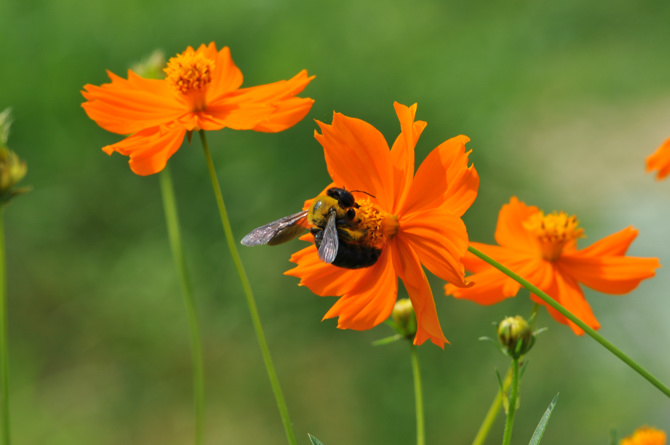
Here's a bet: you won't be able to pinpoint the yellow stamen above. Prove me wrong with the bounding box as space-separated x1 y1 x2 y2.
164 48 214 96
523 210 584 261
356 199 398 248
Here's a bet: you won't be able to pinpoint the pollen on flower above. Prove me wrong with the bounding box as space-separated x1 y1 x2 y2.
522 210 584 261
164 48 214 95
356 198 398 248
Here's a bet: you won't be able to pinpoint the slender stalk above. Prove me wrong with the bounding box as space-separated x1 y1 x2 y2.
410 345 425 445
0 207 9 445
159 167 205 445
471 369 511 445
501 358 519 445
468 245 670 398
198 130 297 445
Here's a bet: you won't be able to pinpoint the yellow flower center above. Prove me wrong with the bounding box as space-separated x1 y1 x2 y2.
355 198 399 249
164 49 214 96
522 210 584 261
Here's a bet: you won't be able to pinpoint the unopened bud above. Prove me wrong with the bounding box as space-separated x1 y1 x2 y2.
497 316 535 359
0 148 26 193
0 108 29 204
131 50 166 79
391 299 417 339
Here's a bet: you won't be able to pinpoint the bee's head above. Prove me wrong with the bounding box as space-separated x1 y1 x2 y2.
326 187 355 208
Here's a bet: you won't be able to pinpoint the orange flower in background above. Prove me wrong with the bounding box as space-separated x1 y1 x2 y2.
285 102 479 348
446 197 660 334
620 426 667 445
646 137 670 180
82 42 314 176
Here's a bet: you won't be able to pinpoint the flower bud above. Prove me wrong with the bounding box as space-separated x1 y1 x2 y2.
0 147 28 204
497 315 535 359
0 108 29 204
391 299 417 339
131 50 166 80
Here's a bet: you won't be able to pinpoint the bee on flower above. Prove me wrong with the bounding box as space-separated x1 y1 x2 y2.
243 102 479 348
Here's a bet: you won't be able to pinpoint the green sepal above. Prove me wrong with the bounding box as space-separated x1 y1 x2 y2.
372 334 403 346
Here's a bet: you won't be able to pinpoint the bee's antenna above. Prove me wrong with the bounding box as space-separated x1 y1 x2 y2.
350 189 376 198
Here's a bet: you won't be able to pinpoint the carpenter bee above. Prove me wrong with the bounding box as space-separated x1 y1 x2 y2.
241 187 381 269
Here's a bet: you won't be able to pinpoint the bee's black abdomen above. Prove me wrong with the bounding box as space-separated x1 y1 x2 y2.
332 243 381 269
313 229 381 269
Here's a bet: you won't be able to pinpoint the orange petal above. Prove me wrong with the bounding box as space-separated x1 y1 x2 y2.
315 113 394 211
533 269 600 335
461 242 533 273
204 45 244 102
494 197 540 253
206 70 314 131
558 256 659 294
448 253 551 305
284 245 367 296
82 70 185 135
391 241 448 348
558 234 660 294
320 249 399 331
399 209 469 287
102 126 186 176
570 226 638 257
204 70 314 132
447 267 521 305
400 135 478 217
250 96 316 133
389 102 424 213
646 136 670 180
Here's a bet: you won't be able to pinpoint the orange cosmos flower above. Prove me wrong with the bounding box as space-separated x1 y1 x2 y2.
284 102 479 348
620 426 667 445
82 42 314 176
446 197 660 334
646 137 670 180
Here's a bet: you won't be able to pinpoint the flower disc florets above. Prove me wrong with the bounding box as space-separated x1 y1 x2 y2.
523 210 584 261
355 198 399 249
164 49 214 95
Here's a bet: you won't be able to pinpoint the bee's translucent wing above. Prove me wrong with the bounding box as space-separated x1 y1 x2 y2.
317 212 339 264
241 210 309 246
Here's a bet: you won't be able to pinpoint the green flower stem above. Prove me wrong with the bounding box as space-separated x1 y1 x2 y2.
410 345 425 445
501 358 520 445
471 369 511 445
0 207 10 445
199 130 297 445
159 167 205 445
468 245 670 398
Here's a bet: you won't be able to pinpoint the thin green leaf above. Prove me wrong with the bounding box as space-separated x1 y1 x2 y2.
308 433 325 445
528 393 559 445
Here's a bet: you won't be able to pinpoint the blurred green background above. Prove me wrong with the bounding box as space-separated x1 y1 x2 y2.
2 0 670 443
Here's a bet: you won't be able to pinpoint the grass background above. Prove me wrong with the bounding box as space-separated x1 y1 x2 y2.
2 0 670 443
